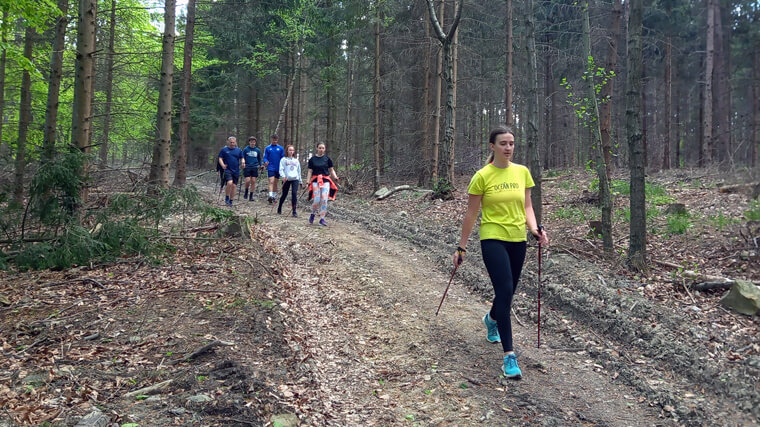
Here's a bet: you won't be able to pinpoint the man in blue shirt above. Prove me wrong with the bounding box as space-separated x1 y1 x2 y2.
262 134 285 204
242 136 262 201
218 136 245 206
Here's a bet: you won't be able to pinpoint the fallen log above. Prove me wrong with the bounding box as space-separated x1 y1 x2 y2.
376 185 433 200
718 182 760 199
653 262 760 289
124 379 173 397
169 340 234 365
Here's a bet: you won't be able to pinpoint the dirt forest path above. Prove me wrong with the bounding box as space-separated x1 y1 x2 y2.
210 185 665 425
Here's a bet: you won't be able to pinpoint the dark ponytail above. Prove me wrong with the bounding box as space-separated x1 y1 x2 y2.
486 125 515 164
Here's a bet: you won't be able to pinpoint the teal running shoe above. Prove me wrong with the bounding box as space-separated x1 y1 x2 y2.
482 313 501 343
502 353 522 379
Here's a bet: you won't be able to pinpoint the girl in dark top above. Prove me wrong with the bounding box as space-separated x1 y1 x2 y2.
305 142 339 226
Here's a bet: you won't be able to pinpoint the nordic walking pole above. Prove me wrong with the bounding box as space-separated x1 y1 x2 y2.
436 251 463 316
536 225 544 348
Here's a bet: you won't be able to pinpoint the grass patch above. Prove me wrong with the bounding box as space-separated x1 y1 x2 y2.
666 213 692 235
707 213 740 230
745 198 760 221
551 206 586 222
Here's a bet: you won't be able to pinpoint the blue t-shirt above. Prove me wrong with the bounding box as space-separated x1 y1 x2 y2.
263 144 285 171
242 146 262 168
218 146 244 174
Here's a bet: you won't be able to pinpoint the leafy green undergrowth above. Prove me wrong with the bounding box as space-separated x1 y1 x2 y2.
745 198 760 221
0 153 233 271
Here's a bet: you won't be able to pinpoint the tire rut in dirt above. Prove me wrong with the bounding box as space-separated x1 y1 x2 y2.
328 198 759 424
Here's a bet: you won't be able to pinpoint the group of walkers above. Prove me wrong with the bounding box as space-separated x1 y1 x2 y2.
218 125 549 380
217 134 339 226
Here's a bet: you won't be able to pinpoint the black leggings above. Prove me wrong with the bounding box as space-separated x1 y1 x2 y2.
278 180 299 211
481 239 527 353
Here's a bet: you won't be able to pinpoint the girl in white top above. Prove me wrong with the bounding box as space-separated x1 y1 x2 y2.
278 145 302 217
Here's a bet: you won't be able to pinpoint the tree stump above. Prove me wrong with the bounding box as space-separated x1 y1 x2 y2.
664 203 687 215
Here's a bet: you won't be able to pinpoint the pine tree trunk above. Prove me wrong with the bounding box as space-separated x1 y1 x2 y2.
172 0 195 187
504 0 513 126
12 27 34 205
641 58 648 168
543 42 553 170
148 0 175 193
448 28 458 183
71 0 97 204
99 0 116 168
420 2 431 187
626 0 646 271
0 10 7 160
582 0 611 253
663 33 672 170
427 0 461 189
526 0 542 224
342 51 353 170
713 0 730 165
247 85 255 138
600 0 621 180
675 62 681 168
431 0 443 184
43 0 68 162
373 9 381 191
753 48 759 168
703 0 715 166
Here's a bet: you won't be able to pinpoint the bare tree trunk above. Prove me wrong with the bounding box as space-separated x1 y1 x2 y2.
663 31 672 170
298 65 306 154
173 0 195 187
526 0 542 224
247 85 255 138
295 55 303 155
505 0 513 126
43 0 68 162
582 0 611 254
12 27 34 205
600 0 621 180
641 58 648 168
713 0 729 165
431 0 443 184
71 0 97 204
274 68 298 136
702 0 715 166
373 8 381 191
626 0 646 271
675 61 681 168
420 2 432 187
0 10 7 160
99 0 116 168
448 27 458 183
426 0 462 188
148 0 175 193
342 50 353 170
753 48 759 168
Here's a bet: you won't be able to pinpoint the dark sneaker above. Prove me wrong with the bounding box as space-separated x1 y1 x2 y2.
244 190 248 199
277 208 282 215
292 211 298 218
309 213 315 224
483 313 501 343
502 354 522 379
319 219 327 226
249 194 254 201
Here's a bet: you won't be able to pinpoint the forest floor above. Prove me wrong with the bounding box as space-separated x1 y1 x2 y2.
1 166 758 426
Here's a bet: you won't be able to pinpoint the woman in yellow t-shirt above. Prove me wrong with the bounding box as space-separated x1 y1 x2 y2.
454 125 549 380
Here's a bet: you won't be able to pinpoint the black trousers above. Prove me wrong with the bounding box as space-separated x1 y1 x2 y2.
480 239 527 353
278 180 299 211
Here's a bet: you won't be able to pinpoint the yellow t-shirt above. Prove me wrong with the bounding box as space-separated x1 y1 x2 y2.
467 163 535 242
